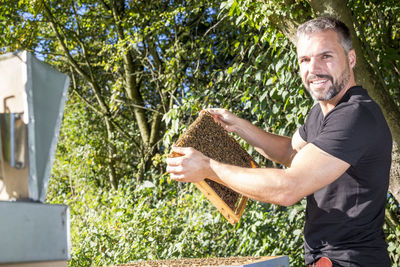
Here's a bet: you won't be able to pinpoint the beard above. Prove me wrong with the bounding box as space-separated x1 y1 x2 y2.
304 63 351 101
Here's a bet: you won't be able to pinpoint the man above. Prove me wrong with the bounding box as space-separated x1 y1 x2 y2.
166 17 392 266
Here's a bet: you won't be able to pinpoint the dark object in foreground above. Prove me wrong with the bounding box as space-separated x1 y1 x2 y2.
169 111 258 224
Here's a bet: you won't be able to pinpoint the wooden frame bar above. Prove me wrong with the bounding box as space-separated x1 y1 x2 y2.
170 112 259 225
194 159 257 225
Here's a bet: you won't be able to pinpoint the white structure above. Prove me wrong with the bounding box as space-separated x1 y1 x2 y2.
0 51 71 266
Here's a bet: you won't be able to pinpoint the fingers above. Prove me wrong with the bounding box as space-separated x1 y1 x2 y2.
166 146 208 183
169 173 186 182
201 108 238 133
166 162 183 176
170 146 193 156
166 147 191 181
166 155 185 180
166 146 190 167
165 156 181 167
202 108 227 123
167 167 188 182
202 108 226 118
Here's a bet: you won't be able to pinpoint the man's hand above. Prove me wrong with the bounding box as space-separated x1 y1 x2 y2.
166 146 215 183
202 108 239 133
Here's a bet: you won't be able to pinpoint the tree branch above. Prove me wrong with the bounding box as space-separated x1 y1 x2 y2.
109 0 151 146
41 0 110 115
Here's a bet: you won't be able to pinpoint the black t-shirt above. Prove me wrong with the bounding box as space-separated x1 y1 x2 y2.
299 86 392 266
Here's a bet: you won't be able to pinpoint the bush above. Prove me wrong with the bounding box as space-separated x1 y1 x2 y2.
47 166 306 266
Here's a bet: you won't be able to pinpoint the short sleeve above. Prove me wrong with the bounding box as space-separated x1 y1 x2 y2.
299 124 307 142
299 104 321 143
312 104 374 166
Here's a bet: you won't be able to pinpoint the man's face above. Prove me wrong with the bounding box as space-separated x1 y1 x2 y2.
297 30 353 101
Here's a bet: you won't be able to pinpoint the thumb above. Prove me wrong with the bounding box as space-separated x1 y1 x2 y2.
169 146 191 157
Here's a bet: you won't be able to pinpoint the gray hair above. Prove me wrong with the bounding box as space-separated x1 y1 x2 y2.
296 17 353 53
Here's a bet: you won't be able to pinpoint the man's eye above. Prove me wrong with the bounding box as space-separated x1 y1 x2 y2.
299 58 309 63
322 55 331 59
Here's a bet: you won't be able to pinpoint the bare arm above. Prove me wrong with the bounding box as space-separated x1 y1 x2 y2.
166 109 348 206
166 143 350 206
206 108 305 166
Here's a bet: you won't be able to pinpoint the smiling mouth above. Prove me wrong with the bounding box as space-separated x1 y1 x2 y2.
307 74 333 87
310 79 328 85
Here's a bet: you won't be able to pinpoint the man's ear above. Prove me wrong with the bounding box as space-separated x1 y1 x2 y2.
348 49 356 69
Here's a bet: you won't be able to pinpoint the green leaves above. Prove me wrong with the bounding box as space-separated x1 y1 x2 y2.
29 0 400 265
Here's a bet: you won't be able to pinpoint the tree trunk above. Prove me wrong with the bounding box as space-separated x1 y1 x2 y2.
105 117 119 189
109 1 152 148
390 143 400 200
122 52 151 146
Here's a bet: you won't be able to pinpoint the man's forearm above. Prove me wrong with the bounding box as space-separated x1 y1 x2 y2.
208 159 297 206
232 118 295 166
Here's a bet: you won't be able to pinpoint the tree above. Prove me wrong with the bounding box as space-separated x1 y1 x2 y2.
5 0 397 196
1 0 399 264
218 0 400 261
224 0 400 216
1 0 245 188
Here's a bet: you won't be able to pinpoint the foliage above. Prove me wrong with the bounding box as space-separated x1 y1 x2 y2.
350 0 400 108
2 0 400 266
2 0 247 187
386 194 400 265
48 154 306 266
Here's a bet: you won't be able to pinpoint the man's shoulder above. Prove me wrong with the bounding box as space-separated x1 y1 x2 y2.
331 92 385 127
325 102 378 136
306 102 322 119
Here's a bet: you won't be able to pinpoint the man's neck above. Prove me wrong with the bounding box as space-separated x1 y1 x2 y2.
319 85 355 116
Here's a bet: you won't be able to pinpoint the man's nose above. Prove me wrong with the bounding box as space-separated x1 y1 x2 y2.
308 57 321 74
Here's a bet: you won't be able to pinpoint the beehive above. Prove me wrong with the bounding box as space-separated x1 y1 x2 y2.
169 111 258 224
112 255 290 266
